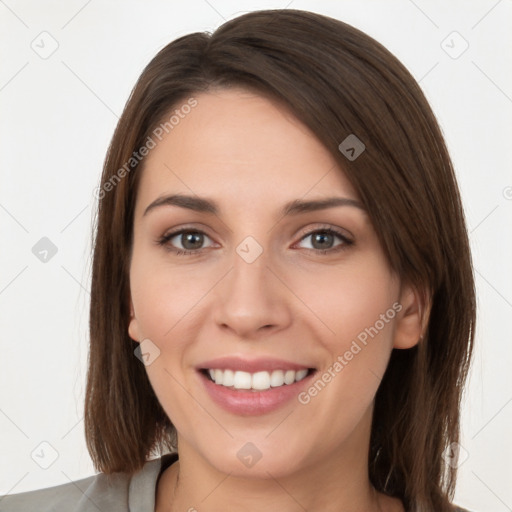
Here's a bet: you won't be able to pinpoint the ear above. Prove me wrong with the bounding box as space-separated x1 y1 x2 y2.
128 297 140 343
393 282 431 349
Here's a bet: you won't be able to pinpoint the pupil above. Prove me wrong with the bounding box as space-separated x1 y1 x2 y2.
183 232 203 250
313 232 332 249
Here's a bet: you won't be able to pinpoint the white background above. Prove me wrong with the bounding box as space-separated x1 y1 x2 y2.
1 1 511 510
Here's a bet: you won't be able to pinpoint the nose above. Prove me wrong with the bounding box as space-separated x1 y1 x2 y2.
213 245 292 340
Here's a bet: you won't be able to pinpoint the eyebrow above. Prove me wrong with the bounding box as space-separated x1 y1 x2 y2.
143 193 365 218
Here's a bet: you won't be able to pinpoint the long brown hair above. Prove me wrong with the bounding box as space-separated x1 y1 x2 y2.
85 9 475 511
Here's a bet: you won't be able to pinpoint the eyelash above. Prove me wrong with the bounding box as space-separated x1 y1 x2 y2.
156 225 354 257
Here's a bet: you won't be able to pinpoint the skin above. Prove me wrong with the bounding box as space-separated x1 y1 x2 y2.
128 88 425 512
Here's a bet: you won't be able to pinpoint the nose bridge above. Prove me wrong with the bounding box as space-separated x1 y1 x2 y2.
233 235 271 289
213 233 291 337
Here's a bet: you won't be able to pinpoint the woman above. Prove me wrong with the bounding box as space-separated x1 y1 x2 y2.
0 9 475 512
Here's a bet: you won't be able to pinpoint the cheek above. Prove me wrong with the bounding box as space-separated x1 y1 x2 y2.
295 276 398 431
294 259 398 415
129 251 212 342
129 258 206 430
293 255 398 353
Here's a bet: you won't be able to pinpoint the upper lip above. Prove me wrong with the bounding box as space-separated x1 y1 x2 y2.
197 356 314 373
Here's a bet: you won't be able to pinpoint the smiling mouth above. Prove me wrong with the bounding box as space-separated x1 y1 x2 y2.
200 368 316 391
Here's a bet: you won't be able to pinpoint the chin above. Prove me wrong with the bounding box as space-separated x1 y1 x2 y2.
192 433 312 479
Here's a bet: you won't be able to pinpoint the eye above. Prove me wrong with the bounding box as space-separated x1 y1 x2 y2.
156 225 354 257
295 226 353 255
157 228 215 256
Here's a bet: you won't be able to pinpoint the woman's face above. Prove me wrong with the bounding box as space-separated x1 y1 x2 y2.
128 88 420 479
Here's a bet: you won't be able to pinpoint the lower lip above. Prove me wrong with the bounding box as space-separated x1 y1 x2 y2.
199 370 315 415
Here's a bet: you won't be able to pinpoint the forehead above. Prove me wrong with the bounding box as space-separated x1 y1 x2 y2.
135 88 360 215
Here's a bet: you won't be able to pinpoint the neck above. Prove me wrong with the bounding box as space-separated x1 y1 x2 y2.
155 415 400 512
159 457 382 512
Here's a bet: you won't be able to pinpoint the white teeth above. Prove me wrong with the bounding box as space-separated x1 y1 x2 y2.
252 371 271 390
214 369 223 385
295 369 308 381
222 369 235 387
284 370 295 385
233 371 252 389
270 370 284 387
205 368 310 390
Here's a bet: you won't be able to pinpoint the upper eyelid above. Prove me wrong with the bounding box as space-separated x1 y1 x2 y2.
295 223 353 241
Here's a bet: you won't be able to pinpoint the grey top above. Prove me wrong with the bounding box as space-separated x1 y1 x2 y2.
0 452 473 512
0 452 178 512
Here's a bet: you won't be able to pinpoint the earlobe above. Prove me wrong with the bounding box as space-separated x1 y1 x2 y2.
393 283 431 350
128 298 140 342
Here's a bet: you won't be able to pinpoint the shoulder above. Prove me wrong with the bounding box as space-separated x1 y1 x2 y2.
0 454 177 512
0 471 131 512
